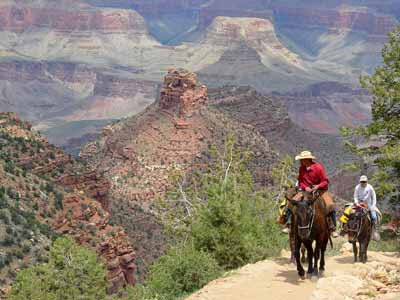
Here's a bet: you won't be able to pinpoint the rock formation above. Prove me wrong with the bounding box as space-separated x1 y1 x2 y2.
273 5 398 37
52 194 136 293
208 86 354 173
160 68 208 118
80 69 275 279
0 4 151 34
0 60 159 153
0 112 136 293
283 82 372 134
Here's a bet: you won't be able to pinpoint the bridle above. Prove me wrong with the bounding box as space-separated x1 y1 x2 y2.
296 191 318 239
347 207 369 242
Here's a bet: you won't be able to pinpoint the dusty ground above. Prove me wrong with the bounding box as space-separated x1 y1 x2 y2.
187 247 400 300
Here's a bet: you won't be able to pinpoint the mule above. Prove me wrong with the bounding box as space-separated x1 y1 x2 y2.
292 191 331 278
346 207 373 263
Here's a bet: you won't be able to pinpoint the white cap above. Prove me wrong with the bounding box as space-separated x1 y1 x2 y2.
360 175 368 182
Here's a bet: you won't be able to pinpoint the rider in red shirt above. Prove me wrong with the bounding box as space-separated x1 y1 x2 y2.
298 161 329 191
294 151 337 236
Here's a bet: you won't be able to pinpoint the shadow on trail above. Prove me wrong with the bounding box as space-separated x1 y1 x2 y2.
273 257 293 266
273 269 307 286
333 256 355 264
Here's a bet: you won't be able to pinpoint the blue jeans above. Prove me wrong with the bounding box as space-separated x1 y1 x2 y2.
370 210 377 221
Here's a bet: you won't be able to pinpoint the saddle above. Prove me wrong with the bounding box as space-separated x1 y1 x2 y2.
340 203 370 224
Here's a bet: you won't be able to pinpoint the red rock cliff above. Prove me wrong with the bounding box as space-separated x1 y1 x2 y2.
0 6 149 33
0 112 136 294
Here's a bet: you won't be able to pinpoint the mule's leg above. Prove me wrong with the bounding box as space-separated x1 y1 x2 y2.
305 241 314 275
319 239 328 273
301 244 306 263
364 238 370 263
352 242 358 263
361 237 371 263
294 239 305 278
359 241 367 263
364 227 372 263
312 242 320 276
289 227 296 264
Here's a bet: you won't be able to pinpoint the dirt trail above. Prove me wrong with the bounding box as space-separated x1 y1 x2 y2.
187 248 400 300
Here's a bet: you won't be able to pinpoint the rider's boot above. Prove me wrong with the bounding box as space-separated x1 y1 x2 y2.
372 219 381 241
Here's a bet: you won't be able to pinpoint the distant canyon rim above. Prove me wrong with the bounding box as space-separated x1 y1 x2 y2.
0 0 396 153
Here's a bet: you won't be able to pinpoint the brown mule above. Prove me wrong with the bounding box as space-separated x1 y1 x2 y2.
292 191 331 278
346 208 373 263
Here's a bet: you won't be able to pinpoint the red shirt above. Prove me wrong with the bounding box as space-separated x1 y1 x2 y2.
298 162 329 190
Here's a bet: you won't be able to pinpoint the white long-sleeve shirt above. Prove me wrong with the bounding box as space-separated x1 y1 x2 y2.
354 183 377 209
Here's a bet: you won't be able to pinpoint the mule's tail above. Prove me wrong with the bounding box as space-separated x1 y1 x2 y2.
329 235 333 249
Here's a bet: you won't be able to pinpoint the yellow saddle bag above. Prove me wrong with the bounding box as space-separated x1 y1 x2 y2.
340 206 354 223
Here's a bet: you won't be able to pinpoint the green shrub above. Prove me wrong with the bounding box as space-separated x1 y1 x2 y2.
146 245 222 300
7 237 108 300
163 137 287 270
55 192 64 210
0 209 11 224
191 194 287 269
0 258 5 269
3 235 15 246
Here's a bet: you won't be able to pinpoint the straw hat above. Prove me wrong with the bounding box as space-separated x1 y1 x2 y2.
295 150 317 161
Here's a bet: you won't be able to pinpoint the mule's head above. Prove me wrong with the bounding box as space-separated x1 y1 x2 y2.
346 212 363 242
293 199 314 240
285 187 297 201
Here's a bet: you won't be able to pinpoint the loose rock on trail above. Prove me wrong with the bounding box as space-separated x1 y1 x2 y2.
187 247 400 300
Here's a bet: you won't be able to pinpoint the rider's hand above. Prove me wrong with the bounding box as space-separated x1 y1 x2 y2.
311 185 319 192
305 187 313 192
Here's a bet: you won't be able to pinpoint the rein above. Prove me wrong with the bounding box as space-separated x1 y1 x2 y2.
347 218 363 241
348 208 369 242
298 192 317 239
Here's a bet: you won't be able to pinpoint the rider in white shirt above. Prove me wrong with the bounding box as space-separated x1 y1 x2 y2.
353 175 380 240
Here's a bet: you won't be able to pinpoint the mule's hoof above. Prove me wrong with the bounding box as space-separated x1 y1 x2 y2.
312 271 319 277
299 275 306 280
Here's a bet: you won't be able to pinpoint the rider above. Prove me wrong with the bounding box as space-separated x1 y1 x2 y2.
293 151 338 237
354 175 380 241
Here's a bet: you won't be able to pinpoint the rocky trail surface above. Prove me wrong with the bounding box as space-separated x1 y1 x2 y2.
187 247 400 300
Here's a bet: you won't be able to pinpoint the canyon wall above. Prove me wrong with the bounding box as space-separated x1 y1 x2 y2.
273 5 398 36
0 6 150 33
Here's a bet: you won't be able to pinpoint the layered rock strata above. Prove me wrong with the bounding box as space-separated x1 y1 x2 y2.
0 5 150 33
273 5 398 37
0 112 136 293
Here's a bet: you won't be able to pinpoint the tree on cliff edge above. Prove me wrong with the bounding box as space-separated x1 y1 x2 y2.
344 26 400 208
